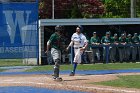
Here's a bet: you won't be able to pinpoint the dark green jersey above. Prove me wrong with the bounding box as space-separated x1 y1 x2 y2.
49 32 63 50
119 37 127 43
132 36 140 43
126 38 132 44
90 36 100 43
111 37 119 43
101 36 112 43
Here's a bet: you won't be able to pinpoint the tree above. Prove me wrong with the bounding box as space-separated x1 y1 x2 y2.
77 0 105 18
39 0 52 19
39 0 105 19
103 0 130 18
71 0 82 18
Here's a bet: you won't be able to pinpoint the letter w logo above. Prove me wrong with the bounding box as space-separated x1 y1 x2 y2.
3 11 31 44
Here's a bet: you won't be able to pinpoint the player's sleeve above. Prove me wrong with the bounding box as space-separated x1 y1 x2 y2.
71 33 75 41
49 34 55 44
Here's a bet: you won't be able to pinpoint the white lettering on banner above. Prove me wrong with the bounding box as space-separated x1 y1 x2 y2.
3 11 31 44
0 47 4 53
4 46 36 53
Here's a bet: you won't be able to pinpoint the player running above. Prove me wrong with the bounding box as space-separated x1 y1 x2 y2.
66 26 88 76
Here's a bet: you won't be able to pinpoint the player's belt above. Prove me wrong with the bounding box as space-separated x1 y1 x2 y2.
74 47 82 49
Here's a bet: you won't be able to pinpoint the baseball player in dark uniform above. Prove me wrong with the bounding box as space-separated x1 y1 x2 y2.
90 32 100 63
101 32 112 61
46 25 65 81
126 34 133 61
110 33 119 62
118 34 127 62
132 33 139 62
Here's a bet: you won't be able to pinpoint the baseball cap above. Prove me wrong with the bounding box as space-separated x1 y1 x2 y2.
134 33 138 36
114 33 117 36
121 34 125 36
127 34 132 37
93 32 96 34
106 32 110 35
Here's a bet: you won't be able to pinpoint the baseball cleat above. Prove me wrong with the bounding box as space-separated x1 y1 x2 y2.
53 77 63 81
69 72 75 76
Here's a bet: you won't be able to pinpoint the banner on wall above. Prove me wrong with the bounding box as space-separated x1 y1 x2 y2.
0 0 38 58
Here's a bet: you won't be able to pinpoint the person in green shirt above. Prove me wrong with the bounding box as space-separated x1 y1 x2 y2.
110 33 119 62
46 25 65 81
132 33 139 61
90 32 100 63
126 34 133 61
118 34 127 62
101 32 112 61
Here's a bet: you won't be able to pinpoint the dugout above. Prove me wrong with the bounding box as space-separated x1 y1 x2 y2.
39 18 140 65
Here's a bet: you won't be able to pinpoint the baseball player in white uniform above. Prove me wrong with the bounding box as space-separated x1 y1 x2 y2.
66 26 88 76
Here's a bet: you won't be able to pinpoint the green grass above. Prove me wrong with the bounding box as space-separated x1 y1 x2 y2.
0 69 5 72
0 59 24 66
26 63 140 72
93 75 140 89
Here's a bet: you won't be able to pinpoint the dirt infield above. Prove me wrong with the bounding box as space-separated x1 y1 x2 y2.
0 73 140 93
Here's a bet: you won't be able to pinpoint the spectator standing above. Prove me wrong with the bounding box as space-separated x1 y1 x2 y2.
90 32 100 63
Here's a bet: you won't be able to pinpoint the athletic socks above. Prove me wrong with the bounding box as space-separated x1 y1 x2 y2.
72 63 77 73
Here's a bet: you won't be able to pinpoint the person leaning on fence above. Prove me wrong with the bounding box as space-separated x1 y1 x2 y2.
132 33 139 62
90 32 100 63
118 34 127 63
110 33 119 63
66 26 88 76
101 32 112 61
46 25 65 81
126 34 133 61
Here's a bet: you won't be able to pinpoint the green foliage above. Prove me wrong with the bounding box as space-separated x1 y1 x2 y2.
39 0 140 18
103 0 130 18
71 2 82 18
0 69 5 72
94 75 140 89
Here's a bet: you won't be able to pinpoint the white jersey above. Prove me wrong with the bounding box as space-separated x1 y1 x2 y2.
71 33 87 47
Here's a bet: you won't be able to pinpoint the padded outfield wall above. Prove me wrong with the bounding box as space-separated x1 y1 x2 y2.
0 0 39 65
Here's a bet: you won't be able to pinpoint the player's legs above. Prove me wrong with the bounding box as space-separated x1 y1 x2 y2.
53 58 60 78
70 48 83 76
51 48 62 81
